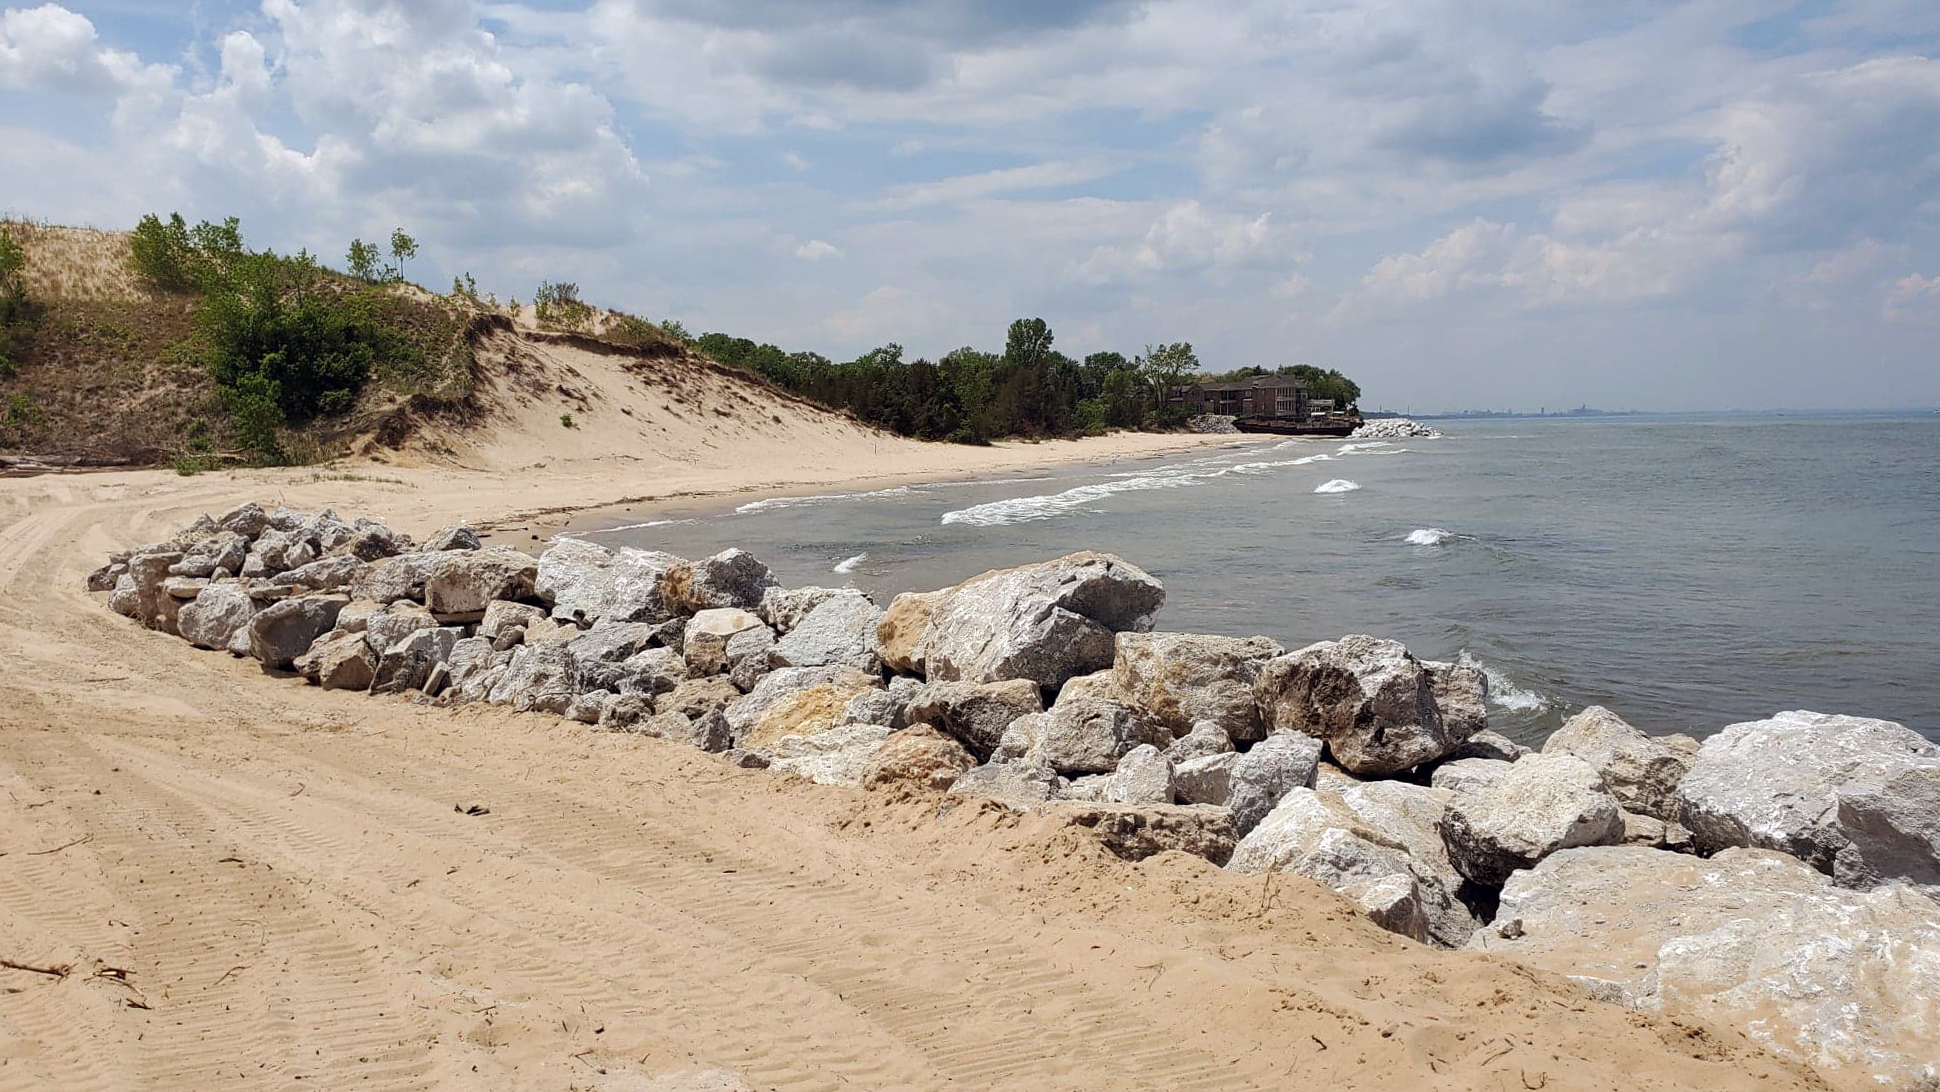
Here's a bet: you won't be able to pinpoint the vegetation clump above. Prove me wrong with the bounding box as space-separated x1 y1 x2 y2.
0 229 36 380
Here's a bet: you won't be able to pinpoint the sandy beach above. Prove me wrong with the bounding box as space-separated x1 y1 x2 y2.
0 402 1844 1092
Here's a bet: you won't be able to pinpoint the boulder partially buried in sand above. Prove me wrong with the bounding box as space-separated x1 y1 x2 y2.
1254 635 1485 777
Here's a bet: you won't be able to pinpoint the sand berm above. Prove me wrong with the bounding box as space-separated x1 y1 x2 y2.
0 353 1834 1092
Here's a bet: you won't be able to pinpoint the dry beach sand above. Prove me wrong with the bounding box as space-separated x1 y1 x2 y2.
0 343 1842 1091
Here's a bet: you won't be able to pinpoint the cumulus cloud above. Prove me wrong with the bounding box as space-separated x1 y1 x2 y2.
795 239 843 261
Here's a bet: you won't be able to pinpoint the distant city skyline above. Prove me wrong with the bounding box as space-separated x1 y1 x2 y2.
3 0 1937 411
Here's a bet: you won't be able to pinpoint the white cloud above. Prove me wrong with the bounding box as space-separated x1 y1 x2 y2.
795 239 842 261
0 3 173 96
1885 272 1940 320
866 160 1116 212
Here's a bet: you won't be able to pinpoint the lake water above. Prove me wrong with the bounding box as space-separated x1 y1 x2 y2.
575 413 1940 746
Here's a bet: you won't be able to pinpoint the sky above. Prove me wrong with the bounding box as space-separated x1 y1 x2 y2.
2 0 1937 412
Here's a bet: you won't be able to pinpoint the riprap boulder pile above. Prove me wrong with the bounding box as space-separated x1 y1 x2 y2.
88 506 1940 1091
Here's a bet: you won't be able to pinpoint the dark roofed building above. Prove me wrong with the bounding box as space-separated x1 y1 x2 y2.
1172 375 1310 420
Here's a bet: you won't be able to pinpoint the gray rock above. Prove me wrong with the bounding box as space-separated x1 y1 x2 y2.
913 552 1165 689
336 524 409 563
247 595 348 668
767 723 896 786
128 550 183 631
307 510 357 553
1164 720 1236 765
1439 752 1623 887
535 539 688 624
1424 658 1490 741
1428 757 1513 796
86 560 127 593
177 582 261 651
860 726 977 791
995 697 1167 775
1470 845 1940 1089
723 624 774 680
161 575 207 600
769 591 882 673
421 525 481 552
425 546 537 615
656 676 742 721
1254 635 1483 776
1104 744 1173 805
488 644 581 714
295 631 376 691
263 506 307 533
903 679 1044 761
442 637 498 701
1448 729 1527 763
326 596 383 638
364 600 437 655
607 647 688 696
947 759 1061 806
683 608 768 676
1173 752 1240 806
348 552 442 604
1229 788 1439 942
108 573 138 617
568 620 661 671
371 626 461 695
836 685 913 731
1056 669 1128 706
1331 779 1477 947
597 692 655 731
682 548 780 612
724 666 882 749
1228 733 1325 838
215 501 270 538
1111 632 1284 743
1674 710 1940 897
1543 705 1692 820
170 531 249 578
1618 810 1696 853
724 748 771 769
480 599 546 643
1048 802 1237 865
567 690 611 724
758 585 846 634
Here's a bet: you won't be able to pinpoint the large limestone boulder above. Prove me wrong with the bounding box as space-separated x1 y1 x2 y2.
480 599 546 644
681 548 779 613
364 600 437 655
726 666 882 751
215 501 270 538
1254 635 1485 776
371 626 461 695
766 723 896 787
1438 752 1623 887
873 590 941 674
902 553 1165 689
657 676 743 721
1227 732 1324 838
1173 752 1239 806
568 620 663 690
535 539 688 624
903 679 1044 760
347 552 442 604
684 608 770 676
1111 632 1284 743
724 625 777 689
607 648 688 696
1471 845 1940 1089
1046 802 1237 865
270 554 366 594
1674 710 1940 897
758 586 846 635
1330 779 1477 947
443 638 506 704
127 549 184 632
488 644 582 714
1542 706 1692 820
1102 744 1173 805
860 726 977 792
769 591 882 673
170 530 249 578
1428 757 1512 796
1228 788 1436 943
425 546 538 615
995 697 1168 775
247 595 348 668
295 631 377 691
177 582 261 651
947 759 1060 806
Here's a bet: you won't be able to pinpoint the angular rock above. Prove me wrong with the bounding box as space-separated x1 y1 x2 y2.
215 501 270 538
1056 669 1127 706
656 676 742 721
723 624 775 684
170 531 249 578
1111 632 1284 743
247 595 348 668
769 591 881 674
1049 802 1237 865
1471 846 1940 1089
947 759 1060 806
1543 705 1692 820
567 690 611 724
421 525 481 552
488 644 581 714
1104 744 1173 805
1425 659 1490 741
329 599 383 639
875 590 942 674
1428 757 1513 797
1254 635 1483 776
607 647 688 696
568 620 661 672
295 631 376 691
425 546 537 615
348 552 442 604
1229 788 1434 941
682 548 779 612
914 553 1164 689
364 600 437 655
1673 710 1940 897
1438 753 1623 887
337 525 409 563
597 693 655 732
480 599 546 643
995 697 1167 775
835 681 916 731
1618 810 1695 853
1228 733 1325 838
442 637 498 700
683 608 768 676
860 726 977 792
128 550 183 631
725 666 882 751
1331 779 1477 947
1173 752 1240 806
1448 729 1527 763
759 585 846 635
1165 720 1236 765
177 582 261 651
371 626 460 695
86 560 127 593
903 679 1044 761
536 539 688 624
767 723 895 786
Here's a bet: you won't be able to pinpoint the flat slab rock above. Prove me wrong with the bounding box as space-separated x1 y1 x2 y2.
1471 845 1940 1089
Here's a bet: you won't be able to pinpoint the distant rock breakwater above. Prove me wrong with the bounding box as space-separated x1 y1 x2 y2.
89 502 1940 1089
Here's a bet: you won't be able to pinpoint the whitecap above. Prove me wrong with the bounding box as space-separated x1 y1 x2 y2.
737 485 923 514
1313 479 1361 494
1406 528 1453 546
1458 652 1554 712
572 518 698 536
833 552 867 574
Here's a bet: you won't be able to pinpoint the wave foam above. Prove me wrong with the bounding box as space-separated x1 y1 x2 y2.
574 518 698 536
833 552 867 574
737 485 922 514
1458 652 1553 712
941 451 1346 526
1313 479 1361 494
1406 528 1453 546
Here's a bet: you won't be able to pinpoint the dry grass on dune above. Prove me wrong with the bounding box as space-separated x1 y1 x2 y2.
0 218 148 302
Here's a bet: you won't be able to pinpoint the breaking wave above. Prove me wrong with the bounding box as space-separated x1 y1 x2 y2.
833 552 867 574
1406 528 1454 546
574 518 698 536
941 451 1346 527
1459 652 1554 712
1314 479 1361 494
737 485 923 514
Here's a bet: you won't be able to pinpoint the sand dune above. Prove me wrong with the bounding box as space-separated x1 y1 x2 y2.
0 454 1846 1092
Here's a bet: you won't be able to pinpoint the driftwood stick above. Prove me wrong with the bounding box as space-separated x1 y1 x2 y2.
27 835 92 856
1 958 72 979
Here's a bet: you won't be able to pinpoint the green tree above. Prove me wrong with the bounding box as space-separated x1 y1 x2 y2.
1003 317 1054 367
388 228 418 283
1137 342 1198 423
346 238 382 283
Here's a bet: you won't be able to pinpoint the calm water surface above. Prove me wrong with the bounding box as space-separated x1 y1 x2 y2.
577 413 1940 746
